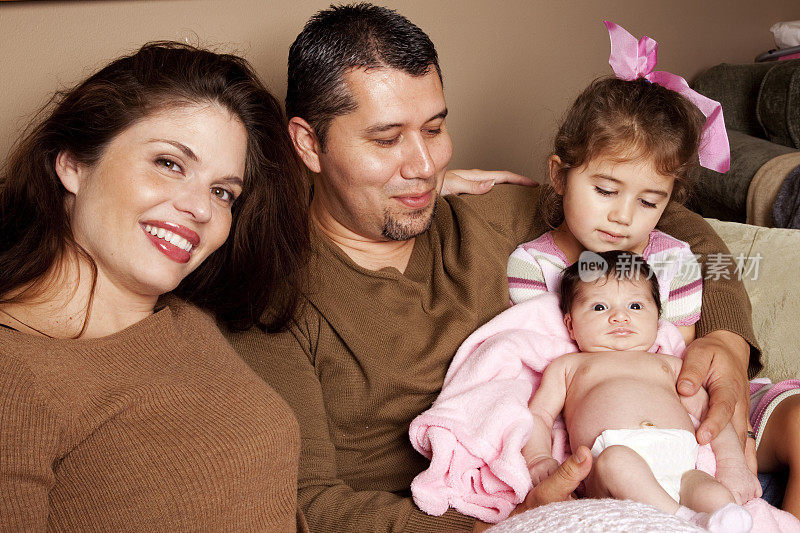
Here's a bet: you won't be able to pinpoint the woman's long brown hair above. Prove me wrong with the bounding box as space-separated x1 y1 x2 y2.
0 42 309 332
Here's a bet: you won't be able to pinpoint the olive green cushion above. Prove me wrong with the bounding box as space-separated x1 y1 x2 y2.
692 62 777 136
756 60 800 149
696 130 797 222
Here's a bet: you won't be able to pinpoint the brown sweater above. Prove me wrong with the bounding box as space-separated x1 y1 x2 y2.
228 184 759 532
0 298 306 532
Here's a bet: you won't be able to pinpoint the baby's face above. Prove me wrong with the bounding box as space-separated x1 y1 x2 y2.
564 276 659 352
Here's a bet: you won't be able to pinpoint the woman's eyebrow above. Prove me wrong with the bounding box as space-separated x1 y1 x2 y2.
149 139 198 161
220 176 244 187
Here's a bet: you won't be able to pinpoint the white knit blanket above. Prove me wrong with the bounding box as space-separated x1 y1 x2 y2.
487 499 704 532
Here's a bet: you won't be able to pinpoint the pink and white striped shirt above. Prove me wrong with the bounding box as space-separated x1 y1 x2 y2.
506 230 702 326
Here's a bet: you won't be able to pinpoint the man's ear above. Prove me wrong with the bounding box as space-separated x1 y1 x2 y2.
563 312 576 341
548 155 566 195
288 117 322 174
55 151 82 195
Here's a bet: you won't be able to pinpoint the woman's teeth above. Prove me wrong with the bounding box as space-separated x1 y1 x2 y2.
144 224 193 252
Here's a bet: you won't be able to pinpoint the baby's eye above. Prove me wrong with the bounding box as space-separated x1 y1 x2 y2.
628 302 643 310
592 303 607 311
594 186 615 196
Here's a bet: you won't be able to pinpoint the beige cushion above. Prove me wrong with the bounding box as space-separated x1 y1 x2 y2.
747 151 800 227
708 218 800 381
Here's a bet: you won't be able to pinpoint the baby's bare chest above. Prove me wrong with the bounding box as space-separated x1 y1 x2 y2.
562 352 693 446
567 352 678 391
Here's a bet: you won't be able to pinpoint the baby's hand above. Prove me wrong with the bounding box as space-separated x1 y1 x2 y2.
528 456 560 487
715 458 763 504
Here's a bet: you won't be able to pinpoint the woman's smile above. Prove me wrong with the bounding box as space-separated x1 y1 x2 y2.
141 221 200 263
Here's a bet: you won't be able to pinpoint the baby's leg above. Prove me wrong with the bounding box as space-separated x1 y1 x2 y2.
586 444 679 514
679 470 734 513
757 394 800 518
679 471 752 533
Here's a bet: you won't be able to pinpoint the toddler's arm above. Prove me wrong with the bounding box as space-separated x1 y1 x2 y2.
507 243 548 305
523 356 570 486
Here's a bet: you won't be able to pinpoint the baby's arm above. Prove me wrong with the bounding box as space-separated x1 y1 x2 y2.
523 356 570 486
678 374 761 504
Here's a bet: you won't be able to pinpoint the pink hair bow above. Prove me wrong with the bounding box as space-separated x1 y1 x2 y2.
604 21 730 173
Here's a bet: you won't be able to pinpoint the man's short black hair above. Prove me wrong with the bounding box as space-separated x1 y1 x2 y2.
559 250 662 317
287 2 442 149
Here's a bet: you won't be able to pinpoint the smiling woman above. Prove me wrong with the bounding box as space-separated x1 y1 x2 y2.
0 43 310 530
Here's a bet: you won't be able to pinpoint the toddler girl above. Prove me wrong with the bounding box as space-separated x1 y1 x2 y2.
507 24 723 344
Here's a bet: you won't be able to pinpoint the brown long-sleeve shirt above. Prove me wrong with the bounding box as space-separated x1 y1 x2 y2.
1 299 306 532
228 184 759 532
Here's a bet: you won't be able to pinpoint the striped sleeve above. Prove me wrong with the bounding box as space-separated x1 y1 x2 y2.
646 234 703 327
507 245 548 305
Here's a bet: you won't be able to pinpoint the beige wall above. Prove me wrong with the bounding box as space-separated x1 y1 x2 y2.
1 0 797 180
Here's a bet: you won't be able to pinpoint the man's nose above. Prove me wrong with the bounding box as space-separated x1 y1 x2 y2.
400 135 435 180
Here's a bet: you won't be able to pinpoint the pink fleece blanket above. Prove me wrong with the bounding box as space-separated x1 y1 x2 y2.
409 293 799 531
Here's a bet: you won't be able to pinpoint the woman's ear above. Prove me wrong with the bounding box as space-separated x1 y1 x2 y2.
548 155 566 195
288 117 322 174
563 312 576 341
55 151 82 195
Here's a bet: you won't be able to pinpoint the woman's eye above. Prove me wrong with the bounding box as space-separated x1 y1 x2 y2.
424 128 442 137
211 186 235 204
592 304 607 311
594 186 614 196
156 158 183 173
628 302 643 310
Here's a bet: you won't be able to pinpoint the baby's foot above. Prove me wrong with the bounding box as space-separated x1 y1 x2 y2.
704 503 753 533
675 503 752 533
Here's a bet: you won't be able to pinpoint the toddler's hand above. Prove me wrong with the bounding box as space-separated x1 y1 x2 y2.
528 456 560 487
715 458 763 504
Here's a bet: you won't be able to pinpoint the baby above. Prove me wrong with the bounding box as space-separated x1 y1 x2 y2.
523 250 760 532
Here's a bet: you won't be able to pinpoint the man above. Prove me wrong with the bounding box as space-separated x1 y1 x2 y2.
228 4 759 531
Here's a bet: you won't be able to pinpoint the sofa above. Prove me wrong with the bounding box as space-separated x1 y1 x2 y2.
691 60 800 226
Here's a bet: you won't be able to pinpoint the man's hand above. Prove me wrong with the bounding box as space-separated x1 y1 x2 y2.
441 169 537 196
520 446 592 507
678 330 751 448
472 447 592 532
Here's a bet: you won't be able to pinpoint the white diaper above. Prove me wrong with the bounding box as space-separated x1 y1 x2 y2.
590 427 699 502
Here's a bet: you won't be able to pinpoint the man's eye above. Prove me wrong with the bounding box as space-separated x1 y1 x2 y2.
628 302 643 310
424 128 442 136
592 304 607 311
375 137 400 147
